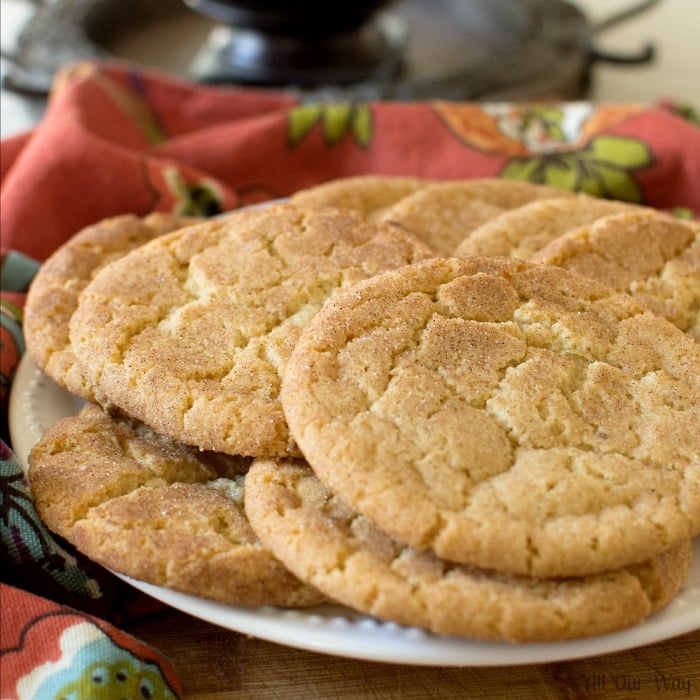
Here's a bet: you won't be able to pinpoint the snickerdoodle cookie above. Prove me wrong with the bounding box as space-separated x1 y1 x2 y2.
531 210 700 339
281 256 700 578
377 178 575 255
28 403 325 607
288 175 434 219
244 458 692 641
23 212 200 401
455 194 640 260
69 204 436 456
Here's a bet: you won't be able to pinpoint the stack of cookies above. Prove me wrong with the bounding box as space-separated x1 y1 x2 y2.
24 176 700 643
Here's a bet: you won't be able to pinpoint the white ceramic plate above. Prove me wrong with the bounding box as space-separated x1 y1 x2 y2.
10 354 700 666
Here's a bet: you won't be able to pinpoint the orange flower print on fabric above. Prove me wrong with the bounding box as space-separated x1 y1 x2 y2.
288 102 373 148
433 102 653 202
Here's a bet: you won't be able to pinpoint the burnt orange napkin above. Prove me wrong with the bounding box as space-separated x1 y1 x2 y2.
2 60 699 263
1 59 699 697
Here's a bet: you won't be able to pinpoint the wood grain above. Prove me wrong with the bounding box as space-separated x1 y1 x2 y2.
127 611 700 699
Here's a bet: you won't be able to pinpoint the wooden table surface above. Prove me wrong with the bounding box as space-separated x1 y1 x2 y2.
127 609 700 699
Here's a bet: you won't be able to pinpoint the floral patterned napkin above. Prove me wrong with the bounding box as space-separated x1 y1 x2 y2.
1 58 698 698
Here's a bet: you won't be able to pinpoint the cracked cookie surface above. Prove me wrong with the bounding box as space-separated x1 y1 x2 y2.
531 210 700 339
69 204 435 456
23 213 200 401
377 178 575 255
281 256 700 577
455 194 640 260
244 458 692 641
28 403 325 607
288 175 434 219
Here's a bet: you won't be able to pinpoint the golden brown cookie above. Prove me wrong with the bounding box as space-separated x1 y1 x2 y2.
28 403 325 607
69 204 436 456
378 178 575 255
24 212 201 401
281 256 700 577
288 175 434 219
530 210 700 339
455 194 641 260
244 458 692 641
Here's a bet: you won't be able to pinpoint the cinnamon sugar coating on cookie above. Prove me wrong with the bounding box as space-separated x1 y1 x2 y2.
244 458 692 641
281 256 700 577
28 403 324 607
455 194 641 260
289 175 434 218
69 204 436 456
377 179 575 254
531 210 700 338
24 212 200 400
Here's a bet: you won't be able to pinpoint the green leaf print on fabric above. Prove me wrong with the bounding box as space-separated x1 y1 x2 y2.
671 207 695 220
501 135 654 203
288 102 373 148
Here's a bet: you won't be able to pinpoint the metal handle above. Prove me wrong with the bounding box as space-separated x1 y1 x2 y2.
588 0 661 65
